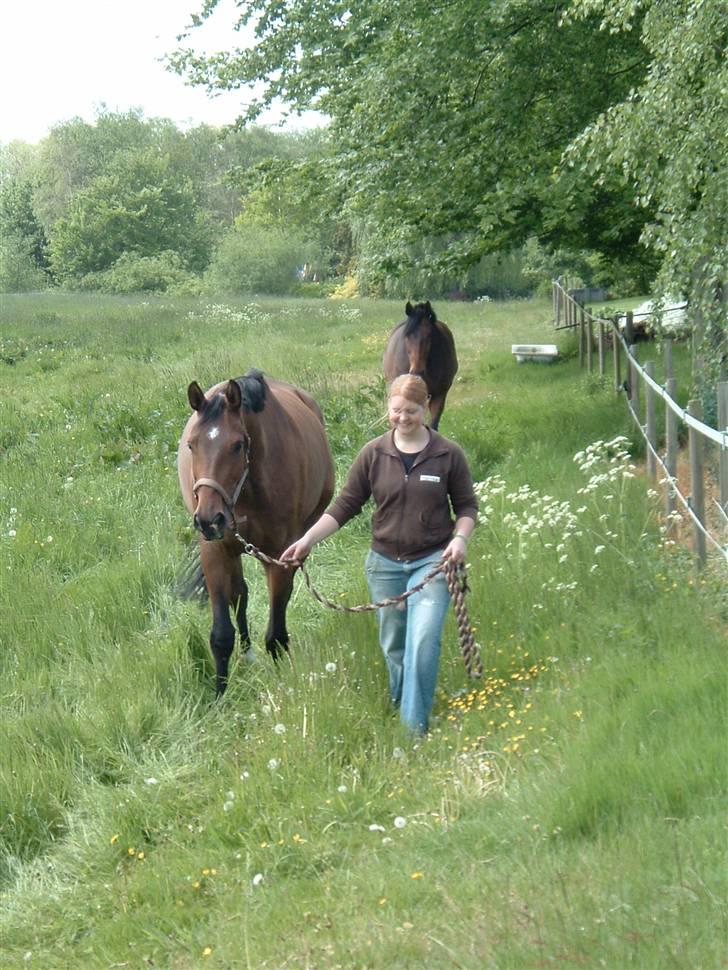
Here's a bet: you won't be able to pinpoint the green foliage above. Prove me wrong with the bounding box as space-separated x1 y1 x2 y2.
2 110 343 295
0 232 50 293
171 0 646 286
567 0 728 400
75 251 202 295
206 225 325 295
49 148 211 282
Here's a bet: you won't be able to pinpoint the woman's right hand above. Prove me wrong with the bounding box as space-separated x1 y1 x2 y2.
280 537 312 563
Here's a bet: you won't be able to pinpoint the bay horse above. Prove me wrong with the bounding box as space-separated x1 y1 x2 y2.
178 369 334 694
382 301 458 430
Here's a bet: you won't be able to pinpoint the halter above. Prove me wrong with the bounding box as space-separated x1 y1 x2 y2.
192 437 251 527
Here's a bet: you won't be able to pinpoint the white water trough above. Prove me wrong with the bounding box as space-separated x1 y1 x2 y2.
511 343 559 363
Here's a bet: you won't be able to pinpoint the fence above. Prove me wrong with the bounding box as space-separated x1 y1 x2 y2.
552 278 727 568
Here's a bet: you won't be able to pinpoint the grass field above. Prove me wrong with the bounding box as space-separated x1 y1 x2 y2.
0 292 725 969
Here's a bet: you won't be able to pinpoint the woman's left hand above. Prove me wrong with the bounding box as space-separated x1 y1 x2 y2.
443 534 468 564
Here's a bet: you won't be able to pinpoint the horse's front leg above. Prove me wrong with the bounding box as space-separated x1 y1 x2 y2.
200 540 242 695
264 562 296 660
429 393 445 430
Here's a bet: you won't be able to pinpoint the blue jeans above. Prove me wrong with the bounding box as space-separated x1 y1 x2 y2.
365 548 451 734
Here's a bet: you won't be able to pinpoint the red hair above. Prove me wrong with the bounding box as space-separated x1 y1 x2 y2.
388 374 429 407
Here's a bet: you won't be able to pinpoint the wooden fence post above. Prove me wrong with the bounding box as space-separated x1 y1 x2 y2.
645 361 657 479
578 302 585 367
624 310 635 347
612 316 621 392
664 338 673 381
687 399 706 568
630 345 640 415
586 307 593 374
598 320 605 376
718 381 728 517
665 376 678 524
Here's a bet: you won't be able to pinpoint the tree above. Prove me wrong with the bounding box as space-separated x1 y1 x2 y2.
567 0 727 414
49 148 210 282
0 174 50 279
170 0 648 284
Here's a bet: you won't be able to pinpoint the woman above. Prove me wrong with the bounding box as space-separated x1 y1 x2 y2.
281 374 477 733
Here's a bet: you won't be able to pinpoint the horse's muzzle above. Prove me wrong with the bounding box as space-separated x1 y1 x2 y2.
193 511 227 541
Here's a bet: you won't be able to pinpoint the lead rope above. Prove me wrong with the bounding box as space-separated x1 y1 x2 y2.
234 532 482 679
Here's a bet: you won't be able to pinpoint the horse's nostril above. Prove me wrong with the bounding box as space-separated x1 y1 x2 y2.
193 513 201 531
213 512 226 531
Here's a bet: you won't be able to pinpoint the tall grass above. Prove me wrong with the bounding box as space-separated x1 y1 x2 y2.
0 292 724 968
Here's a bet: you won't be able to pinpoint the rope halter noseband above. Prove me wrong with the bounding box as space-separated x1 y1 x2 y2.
192 437 251 527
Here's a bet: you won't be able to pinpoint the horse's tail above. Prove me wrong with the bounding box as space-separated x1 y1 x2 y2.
176 542 208 600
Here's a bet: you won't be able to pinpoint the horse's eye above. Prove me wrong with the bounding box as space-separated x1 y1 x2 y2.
232 441 243 454
187 442 193 450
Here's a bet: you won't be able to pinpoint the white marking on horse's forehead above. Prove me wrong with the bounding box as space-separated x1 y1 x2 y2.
206 426 220 440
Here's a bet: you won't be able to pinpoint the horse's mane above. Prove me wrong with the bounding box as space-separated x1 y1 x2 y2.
202 368 267 420
235 368 267 413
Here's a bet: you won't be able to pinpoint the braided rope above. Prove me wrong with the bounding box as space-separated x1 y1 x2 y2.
234 532 482 678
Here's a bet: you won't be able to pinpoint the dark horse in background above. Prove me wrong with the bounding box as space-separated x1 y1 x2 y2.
382 300 458 430
178 369 334 693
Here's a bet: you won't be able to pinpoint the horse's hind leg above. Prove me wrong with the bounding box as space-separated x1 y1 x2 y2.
264 563 296 660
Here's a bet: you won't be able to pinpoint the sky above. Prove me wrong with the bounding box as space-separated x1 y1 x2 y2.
1 0 323 145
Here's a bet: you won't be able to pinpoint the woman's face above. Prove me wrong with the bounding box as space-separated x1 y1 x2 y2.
388 393 426 434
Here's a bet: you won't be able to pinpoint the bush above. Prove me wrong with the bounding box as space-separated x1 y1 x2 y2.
205 226 326 296
75 252 201 294
0 234 51 293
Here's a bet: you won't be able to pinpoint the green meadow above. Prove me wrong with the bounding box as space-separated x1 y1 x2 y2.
0 293 725 969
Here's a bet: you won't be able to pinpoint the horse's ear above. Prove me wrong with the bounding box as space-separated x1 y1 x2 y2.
405 301 414 316
425 300 435 320
225 379 242 411
188 381 206 411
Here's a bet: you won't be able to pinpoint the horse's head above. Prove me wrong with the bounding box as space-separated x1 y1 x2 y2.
403 301 437 377
186 379 251 541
